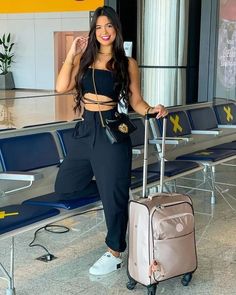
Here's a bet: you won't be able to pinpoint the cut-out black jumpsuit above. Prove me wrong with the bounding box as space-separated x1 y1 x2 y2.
55 68 132 252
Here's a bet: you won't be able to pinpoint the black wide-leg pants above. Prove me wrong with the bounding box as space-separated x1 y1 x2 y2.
55 109 132 252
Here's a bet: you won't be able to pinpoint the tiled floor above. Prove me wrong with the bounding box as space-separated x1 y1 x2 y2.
0 164 236 295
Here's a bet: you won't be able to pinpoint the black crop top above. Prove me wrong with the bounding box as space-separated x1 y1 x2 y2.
81 68 119 102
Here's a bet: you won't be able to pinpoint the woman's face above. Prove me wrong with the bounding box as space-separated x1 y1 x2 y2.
95 16 116 47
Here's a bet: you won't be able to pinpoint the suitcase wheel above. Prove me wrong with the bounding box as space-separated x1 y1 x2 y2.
147 284 157 295
126 278 137 290
181 272 192 286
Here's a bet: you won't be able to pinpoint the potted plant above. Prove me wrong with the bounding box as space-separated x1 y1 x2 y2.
0 33 15 89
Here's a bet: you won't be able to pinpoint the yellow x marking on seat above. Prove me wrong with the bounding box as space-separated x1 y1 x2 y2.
170 115 183 133
195 151 213 156
224 106 233 122
0 211 19 219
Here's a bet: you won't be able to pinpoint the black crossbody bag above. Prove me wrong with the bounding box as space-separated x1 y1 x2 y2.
92 67 137 144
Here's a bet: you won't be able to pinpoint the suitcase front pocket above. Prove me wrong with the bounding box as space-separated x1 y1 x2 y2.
152 203 194 240
152 231 197 281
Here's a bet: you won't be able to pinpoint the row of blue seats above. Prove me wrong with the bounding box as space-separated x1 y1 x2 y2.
2 102 235 235
144 103 236 204
0 127 102 294
0 129 101 236
0 101 235 294
129 117 203 192
156 103 236 159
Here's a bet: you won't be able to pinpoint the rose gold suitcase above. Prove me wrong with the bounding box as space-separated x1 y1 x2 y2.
127 116 197 294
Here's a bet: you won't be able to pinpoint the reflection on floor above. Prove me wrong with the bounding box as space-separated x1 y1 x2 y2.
0 89 56 100
0 89 77 128
0 163 236 295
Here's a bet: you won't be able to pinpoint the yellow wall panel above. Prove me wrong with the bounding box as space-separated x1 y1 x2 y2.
0 0 104 13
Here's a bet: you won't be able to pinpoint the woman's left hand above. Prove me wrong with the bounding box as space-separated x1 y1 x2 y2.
149 104 168 118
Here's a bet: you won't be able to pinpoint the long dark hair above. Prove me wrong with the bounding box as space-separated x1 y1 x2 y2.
74 6 130 113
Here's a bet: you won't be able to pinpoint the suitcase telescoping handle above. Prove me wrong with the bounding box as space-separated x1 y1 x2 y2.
143 114 167 198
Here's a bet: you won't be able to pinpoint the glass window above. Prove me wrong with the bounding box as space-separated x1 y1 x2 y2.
215 0 236 100
139 0 189 106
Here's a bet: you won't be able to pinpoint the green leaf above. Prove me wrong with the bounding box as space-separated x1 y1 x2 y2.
0 33 14 72
9 43 14 52
7 33 10 43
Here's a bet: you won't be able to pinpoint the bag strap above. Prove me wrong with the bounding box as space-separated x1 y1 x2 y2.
92 66 106 127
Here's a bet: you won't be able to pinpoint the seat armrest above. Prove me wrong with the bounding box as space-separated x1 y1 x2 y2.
0 172 43 181
218 124 236 129
149 139 179 145
191 129 222 135
149 137 192 145
132 147 144 155
167 136 193 142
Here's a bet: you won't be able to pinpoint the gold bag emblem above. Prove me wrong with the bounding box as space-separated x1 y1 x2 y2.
118 123 129 133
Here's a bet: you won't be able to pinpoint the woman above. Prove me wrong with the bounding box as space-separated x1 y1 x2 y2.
55 6 168 276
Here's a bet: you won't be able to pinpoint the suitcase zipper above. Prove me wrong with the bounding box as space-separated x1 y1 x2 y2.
156 212 193 224
155 200 192 209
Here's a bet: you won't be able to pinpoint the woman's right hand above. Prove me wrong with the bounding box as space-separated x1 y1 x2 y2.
68 36 89 59
56 35 88 93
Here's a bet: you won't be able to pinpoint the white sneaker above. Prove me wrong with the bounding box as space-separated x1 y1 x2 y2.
89 252 123 276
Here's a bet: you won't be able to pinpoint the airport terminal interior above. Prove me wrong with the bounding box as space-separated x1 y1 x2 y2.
0 0 236 294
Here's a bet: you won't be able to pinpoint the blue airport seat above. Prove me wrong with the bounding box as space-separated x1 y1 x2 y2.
23 181 100 209
0 204 59 235
214 103 236 125
184 106 236 155
157 111 192 137
176 149 236 162
131 170 159 189
187 107 218 130
23 192 100 210
0 132 60 171
154 108 227 148
129 116 202 193
135 160 200 177
56 128 75 157
151 109 236 204
145 113 202 175
208 142 236 150
0 132 100 210
155 109 236 161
